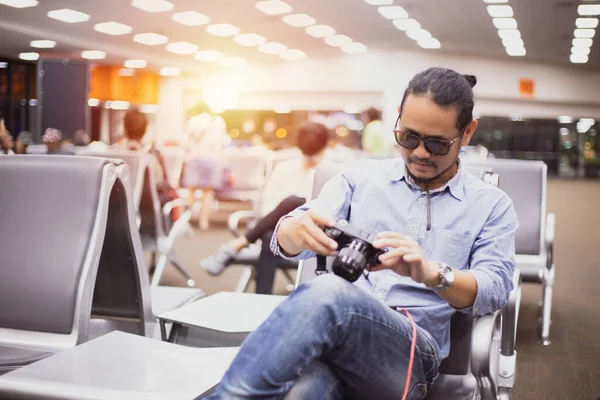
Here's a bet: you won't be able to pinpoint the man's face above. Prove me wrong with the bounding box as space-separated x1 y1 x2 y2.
395 94 476 183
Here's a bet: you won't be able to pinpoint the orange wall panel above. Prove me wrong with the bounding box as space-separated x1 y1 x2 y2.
89 66 159 104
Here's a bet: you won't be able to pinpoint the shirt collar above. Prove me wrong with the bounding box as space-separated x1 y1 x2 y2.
385 157 465 201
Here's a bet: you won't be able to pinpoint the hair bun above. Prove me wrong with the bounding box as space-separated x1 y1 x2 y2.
464 74 477 88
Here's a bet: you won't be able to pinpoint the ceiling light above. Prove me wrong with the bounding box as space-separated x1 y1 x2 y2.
324 34 353 47
47 9 90 23
574 28 596 38
139 104 159 114
88 98 100 107
81 50 106 60
283 14 316 27
118 68 135 77
558 116 573 124
94 22 133 35
497 29 521 40
0 0 38 8
341 42 368 54
418 38 441 49
19 52 39 61
502 37 524 47
578 4 600 16
30 40 56 48
110 101 130 110
571 46 591 55
206 24 240 37
492 17 517 29
255 0 292 15
393 18 421 31
172 11 210 26
166 42 198 55
570 54 589 63
134 32 168 45
258 42 287 54
0 62 7 68
576 18 598 29
483 0 508 2
363 0 393 4
279 49 306 61
406 29 432 41
377 6 408 19
160 67 180 76
234 33 266 46
487 5 513 17
219 56 246 68
305 24 336 38
124 59 147 68
573 38 593 47
131 0 173 13
194 50 224 62
274 104 291 114
580 118 595 125
506 46 526 56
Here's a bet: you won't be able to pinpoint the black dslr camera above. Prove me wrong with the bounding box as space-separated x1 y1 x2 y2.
322 220 387 282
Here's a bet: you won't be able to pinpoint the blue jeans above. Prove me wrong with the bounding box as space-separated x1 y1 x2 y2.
208 274 439 400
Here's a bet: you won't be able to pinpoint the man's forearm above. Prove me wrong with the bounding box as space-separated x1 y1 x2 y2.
429 269 478 309
276 219 303 256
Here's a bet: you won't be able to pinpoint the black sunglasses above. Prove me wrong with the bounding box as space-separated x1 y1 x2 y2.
393 116 463 156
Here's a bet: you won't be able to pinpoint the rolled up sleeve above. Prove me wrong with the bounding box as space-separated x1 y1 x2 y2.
465 196 519 316
270 168 354 260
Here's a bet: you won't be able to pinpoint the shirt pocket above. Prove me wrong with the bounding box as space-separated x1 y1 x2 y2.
427 228 472 269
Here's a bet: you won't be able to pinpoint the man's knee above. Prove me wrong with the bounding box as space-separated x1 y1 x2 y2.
295 274 358 308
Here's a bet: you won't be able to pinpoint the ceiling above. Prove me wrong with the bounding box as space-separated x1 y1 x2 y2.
0 0 597 76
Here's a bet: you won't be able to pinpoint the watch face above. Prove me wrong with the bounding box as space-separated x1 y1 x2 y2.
445 270 455 285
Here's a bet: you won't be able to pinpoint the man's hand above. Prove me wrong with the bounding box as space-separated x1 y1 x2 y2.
372 232 439 286
277 211 338 257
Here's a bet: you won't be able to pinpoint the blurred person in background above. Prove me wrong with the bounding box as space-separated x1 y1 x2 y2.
182 114 231 231
73 129 91 147
200 121 330 277
43 128 74 155
325 129 358 162
15 131 33 154
361 106 392 157
0 133 14 154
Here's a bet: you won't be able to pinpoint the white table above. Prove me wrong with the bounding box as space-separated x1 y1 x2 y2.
0 331 239 400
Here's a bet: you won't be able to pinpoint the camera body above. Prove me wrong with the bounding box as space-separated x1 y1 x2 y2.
323 219 387 282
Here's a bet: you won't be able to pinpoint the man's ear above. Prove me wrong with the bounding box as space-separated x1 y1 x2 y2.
461 119 478 146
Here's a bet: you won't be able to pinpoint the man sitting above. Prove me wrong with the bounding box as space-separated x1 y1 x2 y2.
208 67 518 400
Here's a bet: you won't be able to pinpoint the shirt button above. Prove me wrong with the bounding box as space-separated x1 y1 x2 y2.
474 308 479 313
418 197 424 203
410 225 416 231
376 293 384 300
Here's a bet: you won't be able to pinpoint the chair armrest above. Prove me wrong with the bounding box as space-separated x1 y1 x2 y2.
545 213 555 269
470 311 501 400
501 269 521 357
228 210 256 237
162 199 191 231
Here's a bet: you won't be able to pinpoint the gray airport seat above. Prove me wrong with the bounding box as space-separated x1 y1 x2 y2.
0 330 240 399
0 155 155 374
464 158 554 345
85 150 197 288
289 160 521 400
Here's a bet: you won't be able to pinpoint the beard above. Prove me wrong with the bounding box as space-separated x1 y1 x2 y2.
406 156 459 185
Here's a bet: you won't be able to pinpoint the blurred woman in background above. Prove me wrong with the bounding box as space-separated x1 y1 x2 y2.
182 114 231 230
200 121 330 279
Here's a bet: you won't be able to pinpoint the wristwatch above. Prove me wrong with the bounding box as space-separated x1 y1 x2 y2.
430 262 455 291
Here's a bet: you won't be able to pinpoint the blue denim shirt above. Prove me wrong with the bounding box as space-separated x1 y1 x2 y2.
271 158 518 360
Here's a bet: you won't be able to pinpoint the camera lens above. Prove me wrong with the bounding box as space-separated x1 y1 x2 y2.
331 240 370 282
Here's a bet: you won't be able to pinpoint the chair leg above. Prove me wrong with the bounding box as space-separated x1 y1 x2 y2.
541 264 555 346
169 255 196 287
150 254 169 287
235 267 254 293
